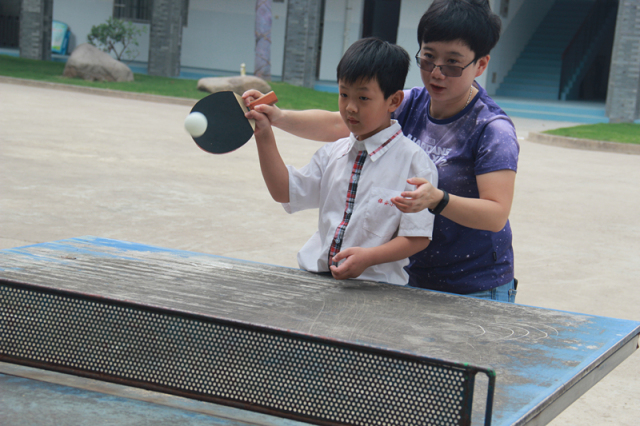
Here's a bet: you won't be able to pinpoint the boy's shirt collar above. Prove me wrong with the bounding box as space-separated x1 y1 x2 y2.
343 121 403 162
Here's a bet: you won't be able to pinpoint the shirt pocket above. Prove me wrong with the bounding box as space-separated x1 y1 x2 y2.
362 186 402 239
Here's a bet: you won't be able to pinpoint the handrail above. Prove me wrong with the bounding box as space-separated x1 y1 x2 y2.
559 0 618 98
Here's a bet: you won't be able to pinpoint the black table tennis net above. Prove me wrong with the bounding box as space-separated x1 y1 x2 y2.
0 279 495 426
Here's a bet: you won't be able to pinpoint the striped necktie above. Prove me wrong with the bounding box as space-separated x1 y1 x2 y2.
326 129 401 268
328 149 367 266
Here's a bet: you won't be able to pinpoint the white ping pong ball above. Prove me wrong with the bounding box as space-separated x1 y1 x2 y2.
184 112 208 138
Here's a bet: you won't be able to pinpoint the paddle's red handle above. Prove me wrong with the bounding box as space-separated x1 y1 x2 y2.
248 91 278 110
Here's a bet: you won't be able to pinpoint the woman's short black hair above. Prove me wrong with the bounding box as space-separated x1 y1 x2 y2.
417 0 502 60
337 37 410 99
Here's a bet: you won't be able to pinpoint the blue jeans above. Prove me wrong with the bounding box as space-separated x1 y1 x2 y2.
466 279 518 303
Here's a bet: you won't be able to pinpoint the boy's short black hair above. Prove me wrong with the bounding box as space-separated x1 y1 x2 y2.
417 0 501 60
336 37 410 99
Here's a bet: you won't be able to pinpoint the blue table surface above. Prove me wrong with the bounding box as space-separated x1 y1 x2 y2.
1 236 639 425
0 366 307 426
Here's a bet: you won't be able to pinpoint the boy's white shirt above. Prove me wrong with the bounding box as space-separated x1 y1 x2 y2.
282 121 438 285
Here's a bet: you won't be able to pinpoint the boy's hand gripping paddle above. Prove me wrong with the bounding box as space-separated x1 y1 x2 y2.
184 91 278 154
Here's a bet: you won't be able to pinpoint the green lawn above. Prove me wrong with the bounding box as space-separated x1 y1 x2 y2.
543 123 639 144
2 54 639 143
0 54 338 111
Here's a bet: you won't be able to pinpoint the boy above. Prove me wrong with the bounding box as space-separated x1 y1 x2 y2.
247 38 438 285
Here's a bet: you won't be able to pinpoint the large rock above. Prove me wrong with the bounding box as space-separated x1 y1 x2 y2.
63 43 134 82
197 76 271 96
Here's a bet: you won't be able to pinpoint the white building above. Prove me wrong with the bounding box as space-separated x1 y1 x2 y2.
3 0 639 121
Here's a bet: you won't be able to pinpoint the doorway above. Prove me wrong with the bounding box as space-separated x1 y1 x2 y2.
0 0 21 47
361 0 401 44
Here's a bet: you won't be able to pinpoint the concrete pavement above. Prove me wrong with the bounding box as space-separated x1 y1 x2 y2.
1 80 639 425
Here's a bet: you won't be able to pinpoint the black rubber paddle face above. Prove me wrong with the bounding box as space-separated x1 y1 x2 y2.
190 91 255 154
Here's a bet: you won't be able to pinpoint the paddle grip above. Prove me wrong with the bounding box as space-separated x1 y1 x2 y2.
248 91 278 110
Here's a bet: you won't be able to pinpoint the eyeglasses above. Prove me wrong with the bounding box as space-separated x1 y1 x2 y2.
414 54 475 77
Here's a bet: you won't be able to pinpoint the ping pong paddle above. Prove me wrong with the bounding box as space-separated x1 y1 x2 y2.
185 91 278 154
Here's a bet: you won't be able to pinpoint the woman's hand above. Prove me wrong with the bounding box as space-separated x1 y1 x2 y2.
391 177 443 213
242 89 284 125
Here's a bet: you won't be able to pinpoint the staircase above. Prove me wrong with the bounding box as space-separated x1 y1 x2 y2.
496 0 595 100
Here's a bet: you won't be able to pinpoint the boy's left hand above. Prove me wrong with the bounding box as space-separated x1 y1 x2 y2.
329 247 373 280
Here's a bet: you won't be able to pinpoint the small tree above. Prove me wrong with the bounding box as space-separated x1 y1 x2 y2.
87 17 146 62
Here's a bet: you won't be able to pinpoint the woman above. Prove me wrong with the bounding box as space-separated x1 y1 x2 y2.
243 0 519 302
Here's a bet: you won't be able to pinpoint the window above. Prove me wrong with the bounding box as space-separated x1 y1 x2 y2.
114 0 189 26
113 0 153 23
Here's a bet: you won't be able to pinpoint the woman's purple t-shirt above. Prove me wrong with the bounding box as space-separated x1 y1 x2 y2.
392 83 520 294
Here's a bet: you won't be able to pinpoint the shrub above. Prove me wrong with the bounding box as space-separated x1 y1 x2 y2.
87 17 146 62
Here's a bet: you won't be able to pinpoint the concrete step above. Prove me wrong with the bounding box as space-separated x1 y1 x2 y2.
493 97 609 123
495 88 560 100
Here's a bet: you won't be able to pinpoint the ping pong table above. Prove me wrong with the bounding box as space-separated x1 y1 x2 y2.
1 237 638 425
